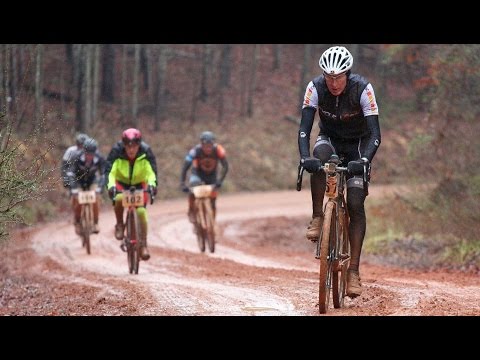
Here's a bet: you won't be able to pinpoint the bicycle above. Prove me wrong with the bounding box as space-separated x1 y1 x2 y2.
113 186 154 274
297 155 367 314
72 186 99 255
190 184 216 253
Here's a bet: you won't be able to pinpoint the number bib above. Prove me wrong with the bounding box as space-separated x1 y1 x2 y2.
122 190 144 207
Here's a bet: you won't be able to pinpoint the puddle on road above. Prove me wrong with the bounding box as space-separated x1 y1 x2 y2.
242 306 279 312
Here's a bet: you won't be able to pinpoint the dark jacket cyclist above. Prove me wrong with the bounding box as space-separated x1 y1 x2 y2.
298 46 381 298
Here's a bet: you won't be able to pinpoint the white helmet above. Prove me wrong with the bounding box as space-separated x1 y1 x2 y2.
319 46 353 75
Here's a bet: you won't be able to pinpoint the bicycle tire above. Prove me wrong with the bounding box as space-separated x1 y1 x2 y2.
81 204 92 255
319 201 335 314
195 200 206 252
133 209 141 274
333 202 349 308
204 199 215 253
126 211 136 274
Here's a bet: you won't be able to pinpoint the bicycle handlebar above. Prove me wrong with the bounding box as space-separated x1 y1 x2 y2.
110 186 155 206
296 158 365 192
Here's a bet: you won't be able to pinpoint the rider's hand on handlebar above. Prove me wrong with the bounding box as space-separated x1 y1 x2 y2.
300 157 320 173
149 185 158 197
215 180 222 189
108 186 116 200
180 183 189 193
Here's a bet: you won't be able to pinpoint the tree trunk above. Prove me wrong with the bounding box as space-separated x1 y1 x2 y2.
273 44 282 70
84 44 92 130
75 44 86 131
247 44 258 118
131 44 140 127
239 45 249 117
121 44 127 127
298 44 311 114
217 44 232 123
10 44 17 115
154 44 167 131
92 44 100 127
34 44 43 131
101 44 115 103
200 44 211 102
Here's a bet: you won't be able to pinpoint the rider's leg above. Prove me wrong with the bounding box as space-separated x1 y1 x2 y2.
114 194 124 240
92 197 100 233
188 193 195 223
346 177 367 297
306 135 335 241
72 195 82 235
136 207 150 261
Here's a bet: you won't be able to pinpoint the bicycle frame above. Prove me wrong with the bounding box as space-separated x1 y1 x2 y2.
118 186 154 274
297 156 366 314
75 188 97 255
191 184 216 253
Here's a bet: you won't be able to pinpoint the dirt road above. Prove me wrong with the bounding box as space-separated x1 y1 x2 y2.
1 187 479 316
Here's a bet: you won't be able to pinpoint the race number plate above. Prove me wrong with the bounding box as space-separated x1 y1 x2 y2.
78 190 96 204
122 190 144 207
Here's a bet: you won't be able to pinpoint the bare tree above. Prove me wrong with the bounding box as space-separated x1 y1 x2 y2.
200 44 212 102
101 44 115 103
154 44 168 131
131 44 140 127
239 45 249 117
273 44 282 70
34 44 43 130
247 44 258 118
217 44 232 123
120 44 128 127
298 44 311 114
92 44 100 126
84 44 93 129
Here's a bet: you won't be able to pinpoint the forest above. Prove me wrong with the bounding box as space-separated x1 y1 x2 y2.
0 44 479 270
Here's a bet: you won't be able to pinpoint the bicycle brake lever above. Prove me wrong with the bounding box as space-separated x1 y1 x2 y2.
296 165 304 191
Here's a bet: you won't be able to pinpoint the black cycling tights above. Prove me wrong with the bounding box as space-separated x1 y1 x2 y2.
347 187 366 272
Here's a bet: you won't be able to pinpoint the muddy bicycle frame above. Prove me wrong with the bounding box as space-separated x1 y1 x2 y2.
190 184 216 253
297 155 367 314
72 187 98 255
115 186 154 274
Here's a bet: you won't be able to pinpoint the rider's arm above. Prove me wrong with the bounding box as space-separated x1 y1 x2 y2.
142 142 158 185
104 142 122 185
298 81 318 159
216 145 229 183
180 151 194 184
107 160 119 189
359 84 381 162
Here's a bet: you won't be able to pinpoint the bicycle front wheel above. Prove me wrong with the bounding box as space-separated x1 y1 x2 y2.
126 210 140 274
204 200 215 253
333 203 350 308
81 204 92 255
319 201 336 314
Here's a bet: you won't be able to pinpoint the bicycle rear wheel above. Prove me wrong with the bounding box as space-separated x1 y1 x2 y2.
204 200 215 253
195 201 206 252
333 203 349 308
126 211 140 274
81 204 92 255
319 201 335 314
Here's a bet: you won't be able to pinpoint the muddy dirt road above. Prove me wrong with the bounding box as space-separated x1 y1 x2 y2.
1 187 479 316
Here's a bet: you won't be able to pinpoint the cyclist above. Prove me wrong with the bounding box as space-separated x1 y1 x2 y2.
61 133 89 189
107 128 157 261
297 46 381 298
179 131 229 222
104 128 158 186
68 138 106 235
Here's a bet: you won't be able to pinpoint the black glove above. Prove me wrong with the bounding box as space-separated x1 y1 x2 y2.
180 183 189 193
300 157 321 173
150 185 158 197
108 186 116 200
215 180 223 189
